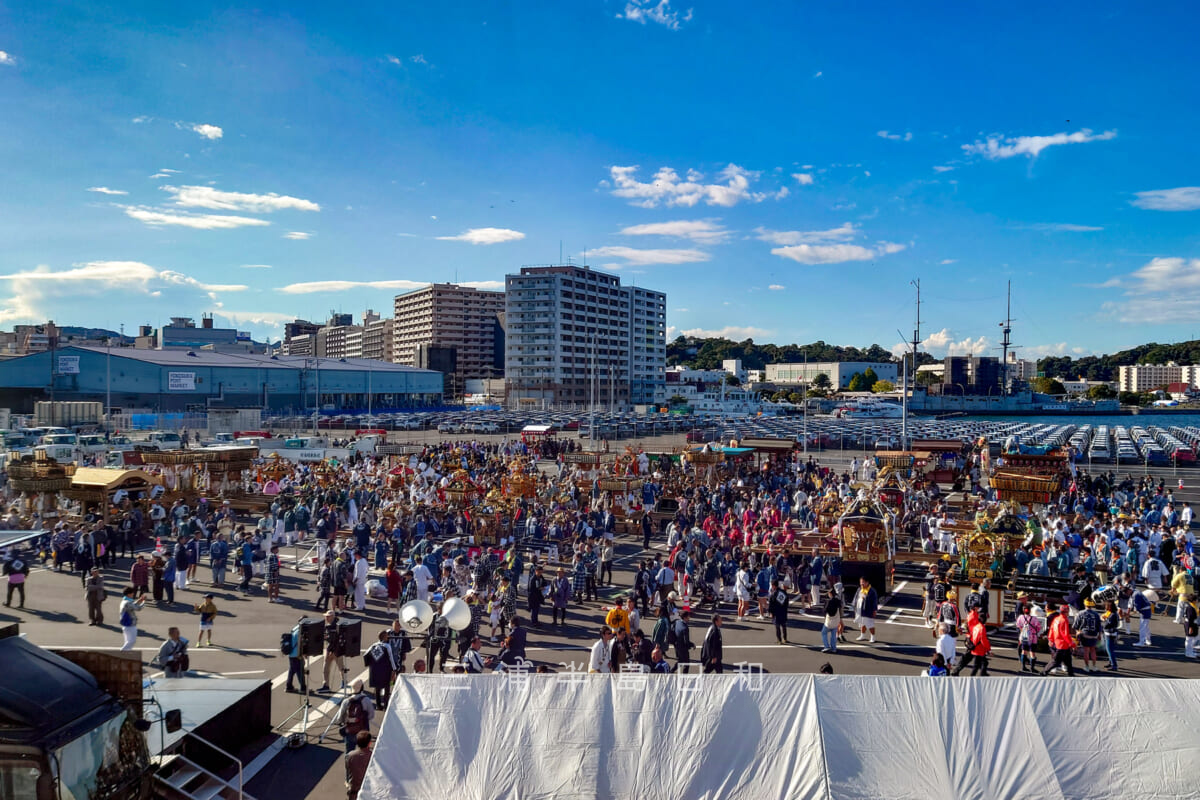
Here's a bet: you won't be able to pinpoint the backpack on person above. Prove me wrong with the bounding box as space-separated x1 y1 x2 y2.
344 695 367 735
667 622 678 647
280 632 293 655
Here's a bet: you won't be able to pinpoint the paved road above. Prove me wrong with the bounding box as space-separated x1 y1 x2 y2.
7 526 1199 797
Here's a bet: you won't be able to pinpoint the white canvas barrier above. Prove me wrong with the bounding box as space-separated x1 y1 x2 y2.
360 674 1200 800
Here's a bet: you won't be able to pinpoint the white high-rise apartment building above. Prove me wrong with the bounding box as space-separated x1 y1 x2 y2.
505 265 665 408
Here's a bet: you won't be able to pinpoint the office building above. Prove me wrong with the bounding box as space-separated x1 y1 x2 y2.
764 361 898 389
504 265 666 408
393 284 505 384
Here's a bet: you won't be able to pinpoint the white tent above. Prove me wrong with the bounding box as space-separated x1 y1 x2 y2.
360 674 1200 800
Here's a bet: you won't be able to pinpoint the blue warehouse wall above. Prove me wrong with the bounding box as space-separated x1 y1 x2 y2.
0 347 443 413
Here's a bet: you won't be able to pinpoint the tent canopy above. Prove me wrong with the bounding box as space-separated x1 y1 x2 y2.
362 674 1200 800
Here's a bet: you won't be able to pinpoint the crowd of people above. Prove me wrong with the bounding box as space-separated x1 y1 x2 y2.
5 434 1200 798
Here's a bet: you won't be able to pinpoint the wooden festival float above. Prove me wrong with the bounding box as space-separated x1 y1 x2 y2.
64 467 160 524
138 446 260 512
7 451 77 524
592 447 643 532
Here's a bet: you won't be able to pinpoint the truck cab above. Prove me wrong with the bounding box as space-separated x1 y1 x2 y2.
145 431 183 450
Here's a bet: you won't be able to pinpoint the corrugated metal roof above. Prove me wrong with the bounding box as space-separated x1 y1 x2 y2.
64 346 436 373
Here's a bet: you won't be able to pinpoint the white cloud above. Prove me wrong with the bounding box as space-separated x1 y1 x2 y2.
768 284 786 291
677 326 771 340
962 128 1116 160
163 185 320 213
386 55 402 65
813 71 822 78
87 186 128 195
673 308 689 313
940 258 957 265
1130 187 1200 212
211 310 295 329
121 206 269 229
609 164 787 208
617 219 728 244
894 327 994 358
792 173 814 185
754 223 856 246
436 227 525 245
0 51 15 66
0 260 245 324
410 54 428 65
773 243 900 264
758 222 905 265
1025 223 1104 232
240 264 272 269
588 246 709 266
150 168 180 179
1125 257 1200 294
617 0 693 30
284 231 312 240
877 130 912 141
191 123 223 140
933 165 956 173
278 279 504 295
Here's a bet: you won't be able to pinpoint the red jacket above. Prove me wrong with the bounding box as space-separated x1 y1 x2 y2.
967 610 991 656
1048 614 1074 651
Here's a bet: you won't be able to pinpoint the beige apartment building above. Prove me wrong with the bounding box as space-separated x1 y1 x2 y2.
392 284 505 381
1118 363 1188 392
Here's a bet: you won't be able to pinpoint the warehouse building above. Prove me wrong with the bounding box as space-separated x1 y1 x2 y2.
0 346 443 413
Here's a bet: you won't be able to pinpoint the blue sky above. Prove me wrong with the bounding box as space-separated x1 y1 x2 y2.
2 1 1199 359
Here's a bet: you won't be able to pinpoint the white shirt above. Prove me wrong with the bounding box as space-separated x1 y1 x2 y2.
412 563 433 600
354 558 369 585
1142 558 1166 588
589 639 613 673
936 633 957 664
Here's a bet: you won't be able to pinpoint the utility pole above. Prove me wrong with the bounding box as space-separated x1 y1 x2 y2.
998 280 1016 393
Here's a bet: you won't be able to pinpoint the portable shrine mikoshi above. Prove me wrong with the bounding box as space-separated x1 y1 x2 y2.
441 470 483 507
7 452 77 523
834 496 896 595
598 474 645 531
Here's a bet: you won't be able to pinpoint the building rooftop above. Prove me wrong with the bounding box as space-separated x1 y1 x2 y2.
60 346 437 373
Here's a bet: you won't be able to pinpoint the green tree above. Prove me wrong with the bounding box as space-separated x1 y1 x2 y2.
807 388 827 398
1032 377 1067 395
847 372 867 392
812 372 832 389
723 374 741 386
862 367 879 386
872 380 895 393
667 394 687 406
1086 384 1117 400
915 370 941 386
787 391 805 404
